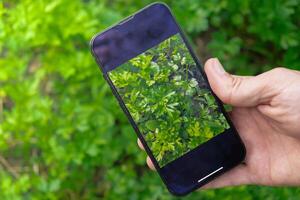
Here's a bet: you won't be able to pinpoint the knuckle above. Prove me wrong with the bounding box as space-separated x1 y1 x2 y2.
231 76 243 93
216 86 230 103
221 91 231 104
270 67 288 75
224 76 242 104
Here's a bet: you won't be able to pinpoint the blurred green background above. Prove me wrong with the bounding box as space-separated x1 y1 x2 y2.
1 0 300 199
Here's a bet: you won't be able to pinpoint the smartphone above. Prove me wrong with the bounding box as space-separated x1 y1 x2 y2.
90 3 246 196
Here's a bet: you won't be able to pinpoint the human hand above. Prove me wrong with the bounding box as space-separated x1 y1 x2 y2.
138 58 300 189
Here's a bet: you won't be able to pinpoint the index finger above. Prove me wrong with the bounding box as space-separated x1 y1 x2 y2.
137 138 145 151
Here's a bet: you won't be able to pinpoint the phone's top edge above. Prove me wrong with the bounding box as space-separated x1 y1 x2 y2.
89 2 171 63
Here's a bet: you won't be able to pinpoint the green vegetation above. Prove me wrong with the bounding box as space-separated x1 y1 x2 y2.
109 34 229 167
1 0 300 199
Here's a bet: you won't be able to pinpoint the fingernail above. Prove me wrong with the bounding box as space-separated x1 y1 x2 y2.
212 58 225 75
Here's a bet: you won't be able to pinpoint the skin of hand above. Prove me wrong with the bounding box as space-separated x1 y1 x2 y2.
137 58 300 189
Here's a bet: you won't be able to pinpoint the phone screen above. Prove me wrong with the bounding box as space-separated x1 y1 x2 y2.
91 3 245 196
108 33 230 167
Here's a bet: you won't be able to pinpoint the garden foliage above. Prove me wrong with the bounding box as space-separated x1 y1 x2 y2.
110 34 229 167
1 0 300 199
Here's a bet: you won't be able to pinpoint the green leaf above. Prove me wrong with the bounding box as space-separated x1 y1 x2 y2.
145 120 159 131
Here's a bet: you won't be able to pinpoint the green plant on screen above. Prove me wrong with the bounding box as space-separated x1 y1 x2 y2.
109 34 229 167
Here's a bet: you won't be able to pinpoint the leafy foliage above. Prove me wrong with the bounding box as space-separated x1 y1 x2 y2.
0 0 300 199
109 34 229 167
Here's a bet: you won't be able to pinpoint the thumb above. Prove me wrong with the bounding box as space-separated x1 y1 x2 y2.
204 58 273 107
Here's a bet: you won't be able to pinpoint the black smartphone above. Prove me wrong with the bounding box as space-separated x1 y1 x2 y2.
90 3 246 196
